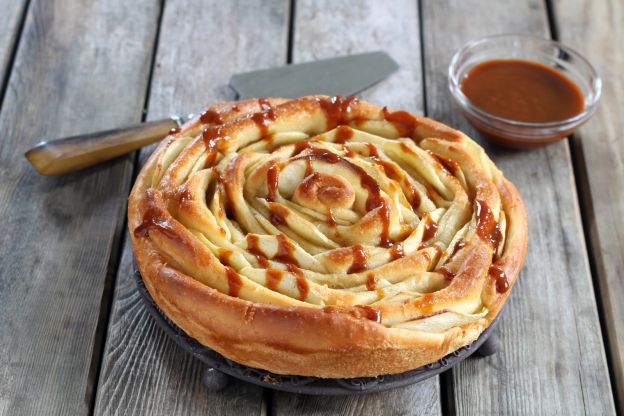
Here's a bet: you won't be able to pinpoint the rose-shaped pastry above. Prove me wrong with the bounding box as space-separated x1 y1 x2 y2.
129 96 527 377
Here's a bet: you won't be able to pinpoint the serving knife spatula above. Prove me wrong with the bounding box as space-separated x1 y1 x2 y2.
25 51 398 176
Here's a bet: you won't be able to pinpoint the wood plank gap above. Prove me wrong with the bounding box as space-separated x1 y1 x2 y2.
545 0 620 408
568 133 619 408
87 2 167 415
0 0 30 115
140 0 167 123
286 0 296 64
544 0 559 40
439 371 455 416
86 197 129 415
417 0 428 116
261 386 272 416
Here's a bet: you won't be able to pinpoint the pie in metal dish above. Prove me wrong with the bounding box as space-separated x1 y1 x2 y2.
128 95 527 378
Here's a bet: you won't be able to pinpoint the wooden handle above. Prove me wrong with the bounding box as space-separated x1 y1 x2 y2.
24 118 178 175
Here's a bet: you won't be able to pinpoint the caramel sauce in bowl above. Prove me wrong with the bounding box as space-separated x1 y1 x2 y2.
448 34 601 148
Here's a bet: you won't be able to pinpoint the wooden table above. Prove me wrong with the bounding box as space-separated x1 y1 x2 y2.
0 1 621 415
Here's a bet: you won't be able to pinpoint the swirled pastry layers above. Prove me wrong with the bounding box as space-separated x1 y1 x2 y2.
129 96 527 378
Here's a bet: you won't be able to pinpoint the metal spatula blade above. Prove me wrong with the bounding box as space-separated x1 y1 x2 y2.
230 51 399 99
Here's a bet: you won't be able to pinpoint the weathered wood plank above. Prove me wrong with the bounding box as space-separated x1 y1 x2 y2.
421 0 615 414
271 1 440 414
551 1 624 412
273 386 441 416
0 0 27 97
93 1 291 414
93 242 266 416
0 0 160 415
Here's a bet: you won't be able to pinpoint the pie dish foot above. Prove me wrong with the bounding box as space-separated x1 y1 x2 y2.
476 331 501 357
202 367 230 392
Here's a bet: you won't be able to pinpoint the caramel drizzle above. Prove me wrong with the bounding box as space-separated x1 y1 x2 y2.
342 143 355 158
200 109 224 125
173 187 193 205
366 272 377 290
347 245 367 273
475 200 503 251
269 203 289 226
322 305 381 323
266 268 283 291
414 293 436 314
266 163 280 202
489 265 509 293
435 266 455 281
251 97 277 136
382 107 419 138
334 125 354 143
352 305 381 323
246 234 299 268
389 242 404 260
304 159 314 177
422 213 438 241
318 96 358 129
378 204 393 248
258 97 271 110
202 125 229 168
225 266 243 297
134 207 181 245
430 151 460 176
326 208 337 227
273 234 298 265
246 234 270 268
366 143 380 160
287 263 309 300
218 248 233 265
202 100 275 168
292 140 311 156
450 239 466 259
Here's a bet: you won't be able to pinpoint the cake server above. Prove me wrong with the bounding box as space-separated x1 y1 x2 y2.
25 51 399 176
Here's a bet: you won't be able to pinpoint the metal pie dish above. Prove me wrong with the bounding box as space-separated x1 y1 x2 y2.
133 266 502 395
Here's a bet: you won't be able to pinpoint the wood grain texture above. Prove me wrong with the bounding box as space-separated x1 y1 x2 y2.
272 1 440 414
421 0 615 414
551 1 624 412
146 0 291 119
289 0 422 111
93 242 265 416
0 0 27 96
0 0 160 415
93 0 291 414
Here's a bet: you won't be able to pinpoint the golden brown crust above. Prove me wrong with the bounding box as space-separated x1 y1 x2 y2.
128 96 527 378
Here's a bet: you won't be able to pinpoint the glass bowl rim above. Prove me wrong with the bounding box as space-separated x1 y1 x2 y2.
448 33 602 129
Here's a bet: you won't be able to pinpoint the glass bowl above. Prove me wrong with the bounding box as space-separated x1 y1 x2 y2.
448 34 601 148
